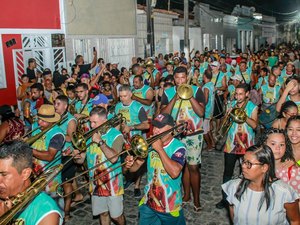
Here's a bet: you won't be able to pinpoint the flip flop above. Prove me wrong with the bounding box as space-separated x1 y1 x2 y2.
70 195 88 208
194 205 203 213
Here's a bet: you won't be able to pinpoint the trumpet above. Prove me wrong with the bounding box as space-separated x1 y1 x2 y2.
72 113 125 152
217 98 249 139
0 164 63 225
56 123 187 198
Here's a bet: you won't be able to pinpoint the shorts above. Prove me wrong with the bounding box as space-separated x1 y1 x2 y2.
91 195 123 218
61 156 77 182
138 204 186 225
203 119 211 135
181 134 203 165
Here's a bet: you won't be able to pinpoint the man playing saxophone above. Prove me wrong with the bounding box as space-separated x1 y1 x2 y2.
0 141 63 224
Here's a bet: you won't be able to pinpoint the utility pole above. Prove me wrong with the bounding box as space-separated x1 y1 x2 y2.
146 0 155 57
168 0 170 11
184 0 190 61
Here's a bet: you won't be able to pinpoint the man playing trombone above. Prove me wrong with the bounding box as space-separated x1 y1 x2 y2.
125 113 187 225
30 104 65 197
160 66 205 212
215 83 258 209
74 106 125 225
0 141 63 224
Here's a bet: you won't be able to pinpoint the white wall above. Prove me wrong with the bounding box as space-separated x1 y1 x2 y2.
172 26 202 53
136 10 177 57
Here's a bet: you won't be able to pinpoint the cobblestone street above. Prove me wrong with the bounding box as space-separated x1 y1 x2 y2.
66 150 232 225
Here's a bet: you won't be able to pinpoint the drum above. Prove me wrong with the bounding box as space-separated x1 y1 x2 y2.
259 104 278 129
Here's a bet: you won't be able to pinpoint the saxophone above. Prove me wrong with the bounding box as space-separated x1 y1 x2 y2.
0 164 63 225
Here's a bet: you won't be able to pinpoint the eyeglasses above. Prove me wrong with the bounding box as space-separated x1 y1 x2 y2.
239 158 264 169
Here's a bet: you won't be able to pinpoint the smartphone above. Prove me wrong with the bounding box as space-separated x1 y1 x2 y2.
93 47 96 52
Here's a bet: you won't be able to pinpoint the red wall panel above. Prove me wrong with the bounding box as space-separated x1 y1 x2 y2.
0 0 61 29
0 34 22 106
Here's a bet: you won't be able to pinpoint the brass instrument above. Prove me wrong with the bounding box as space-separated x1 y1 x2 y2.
76 115 89 134
69 99 78 115
217 98 249 139
0 164 63 225
56 122 187 198
174 80 194 122
24 114 67 146
72 113 124 152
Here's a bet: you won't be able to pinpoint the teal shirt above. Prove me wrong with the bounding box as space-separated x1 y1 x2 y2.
202 82 214 119
132 85 154 118
211 71 225 88
268 56 278 68
164 85 203 134
224 100 257 155
59 112 76 154
261 84 281 104
199 62 208 75
13 192 63 225
86 127 124 196
236 68 252 84
31 124 65 194
142 138 186 213
115 100 146 136
255 76 268 90
75 98 93 116
228 85 236 99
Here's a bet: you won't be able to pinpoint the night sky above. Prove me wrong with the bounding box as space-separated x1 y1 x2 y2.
138 0 300 22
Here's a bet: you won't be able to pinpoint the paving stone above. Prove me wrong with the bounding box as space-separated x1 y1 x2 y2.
66 150 231 225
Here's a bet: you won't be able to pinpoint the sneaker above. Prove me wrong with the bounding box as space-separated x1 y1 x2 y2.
124 180 134 190
134 188 141 198
215 199 227 209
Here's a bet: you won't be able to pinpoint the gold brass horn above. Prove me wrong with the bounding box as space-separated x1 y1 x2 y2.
24 114 68 146
0 164 63 225
68 98 78 115
174 83 193 122
56 123 187 198
217 98 249 139
71 113 124 152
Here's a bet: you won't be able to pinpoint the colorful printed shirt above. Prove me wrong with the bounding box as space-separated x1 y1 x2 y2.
75 98 93 116
202 81 215 119
255 76 268 90
132 85 154 119
12 192 63 225
86 127 124 197
236 68 252 84
141 138 186 214
261 84 281 104
224 100 257 155
114 100 148 137
31 124 65 194
143 69 160 86
211 72 225 88
162 85 205 135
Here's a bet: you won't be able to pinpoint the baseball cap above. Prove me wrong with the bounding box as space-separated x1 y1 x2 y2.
211 61 220 67
230 74 243 81
152 113 175 128
92 94 109 105
80 73 90 79
231 59 237 65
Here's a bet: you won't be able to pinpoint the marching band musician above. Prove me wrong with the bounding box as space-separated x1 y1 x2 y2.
160 66 205 212
31 104 65 197
74 83 93 119
125 113 187 225
73 106 125 225
54 95 80 222
0 141 63 224
115 84 150 197
216 83 258 209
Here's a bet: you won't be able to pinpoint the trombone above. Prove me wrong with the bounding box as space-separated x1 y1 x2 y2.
72 113 125 151
0 164 63 225
22 114 68 146
56 122 187 198
217 98 249 139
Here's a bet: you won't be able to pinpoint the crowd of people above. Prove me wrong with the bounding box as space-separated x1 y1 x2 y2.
0 44 300 224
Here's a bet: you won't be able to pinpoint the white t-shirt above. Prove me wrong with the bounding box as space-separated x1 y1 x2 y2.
222 178 299 225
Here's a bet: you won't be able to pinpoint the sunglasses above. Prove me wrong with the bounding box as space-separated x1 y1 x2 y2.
239 158 263 169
